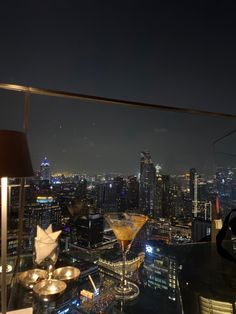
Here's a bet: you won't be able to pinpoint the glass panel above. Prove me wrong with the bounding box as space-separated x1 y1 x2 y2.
0 89 236 313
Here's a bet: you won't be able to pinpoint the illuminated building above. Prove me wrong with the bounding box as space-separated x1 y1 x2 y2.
97 181 117 212
191 195 222 242
147 219 171 243
98 254 144 277
155 174 184 219
74 213 104 248
76 178 87 200
215 167 236 219
139 151 156 216
168 182 184 218
40 156 51 181
199 296 233 314
216 167 233 198
127 176 139 211
189 168 197 202
54 182 78 209
191 199 213 242
24 196 62 249
155 173 163 218
193 200 212 220
97 176 127 212
143 241 177 301
171 224 192 244
161 175 171 218
113 176 127 211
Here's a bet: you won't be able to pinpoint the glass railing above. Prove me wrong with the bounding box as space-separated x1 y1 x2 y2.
0 85 236 313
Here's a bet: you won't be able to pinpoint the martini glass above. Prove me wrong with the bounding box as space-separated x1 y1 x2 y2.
105 212 148 301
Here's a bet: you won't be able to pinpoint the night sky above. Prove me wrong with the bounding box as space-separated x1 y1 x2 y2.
0 1 236 175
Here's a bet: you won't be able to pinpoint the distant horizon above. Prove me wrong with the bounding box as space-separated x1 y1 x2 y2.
47 167 218 178
34 154 236 178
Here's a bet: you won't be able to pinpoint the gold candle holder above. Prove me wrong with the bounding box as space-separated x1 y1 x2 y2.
53 266 80 282
18 269 48 289
33 279 67 301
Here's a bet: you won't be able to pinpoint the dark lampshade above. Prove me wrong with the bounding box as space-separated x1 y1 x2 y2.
0 130 33 177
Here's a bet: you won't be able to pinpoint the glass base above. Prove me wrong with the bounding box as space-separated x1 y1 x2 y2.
114 282 140 301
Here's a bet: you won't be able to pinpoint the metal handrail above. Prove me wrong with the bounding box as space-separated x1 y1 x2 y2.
0 82 236 119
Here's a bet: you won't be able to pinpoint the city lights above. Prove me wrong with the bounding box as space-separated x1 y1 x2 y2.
146 245 153 254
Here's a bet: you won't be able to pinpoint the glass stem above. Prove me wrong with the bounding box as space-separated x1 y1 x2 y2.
122 250 127 290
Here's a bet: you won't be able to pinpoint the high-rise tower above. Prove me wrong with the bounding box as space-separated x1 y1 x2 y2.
40 157 51 182
127 176 139 211
189 168 196 201
139 151 156 216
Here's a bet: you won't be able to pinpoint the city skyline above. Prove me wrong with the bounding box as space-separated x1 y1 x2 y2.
36 151 234 178
34 154 204 177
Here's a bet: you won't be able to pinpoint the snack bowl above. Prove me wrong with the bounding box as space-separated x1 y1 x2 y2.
18 269 48 289
33 279 67 301
53 266 80 282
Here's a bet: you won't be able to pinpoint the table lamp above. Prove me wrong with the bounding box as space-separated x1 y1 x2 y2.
0 130 33 314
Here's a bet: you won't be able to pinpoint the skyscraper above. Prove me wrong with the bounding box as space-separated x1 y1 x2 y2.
189 168 196 202
139 151 156 216
40 157 51 181
144 241 177 301
189 168 198 217
97 181 117 212
24 196 62 250
113 176 127 211
76 178 88 200
97 176 127 212
155 173 163 218
74 213 104 248
161 175 171 217
127 176 139 211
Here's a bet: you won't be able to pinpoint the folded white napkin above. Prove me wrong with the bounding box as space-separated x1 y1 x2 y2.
35 225 61 265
